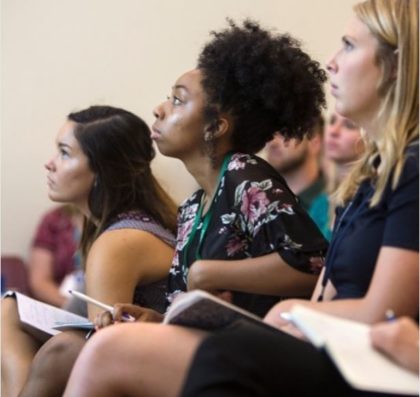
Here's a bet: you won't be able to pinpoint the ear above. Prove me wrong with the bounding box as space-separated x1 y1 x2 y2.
204 115 231 141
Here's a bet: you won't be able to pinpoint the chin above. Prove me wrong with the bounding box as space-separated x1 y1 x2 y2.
48 194 67 204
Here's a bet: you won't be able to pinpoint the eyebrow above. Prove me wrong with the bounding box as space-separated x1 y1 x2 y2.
172 84 189 93
342 35 356 43
57 142 72 149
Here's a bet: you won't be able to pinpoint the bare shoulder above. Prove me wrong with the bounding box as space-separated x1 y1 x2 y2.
86 228 173 283
89 228 169 260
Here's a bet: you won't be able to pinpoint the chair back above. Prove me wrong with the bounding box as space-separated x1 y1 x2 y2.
1 255 31 296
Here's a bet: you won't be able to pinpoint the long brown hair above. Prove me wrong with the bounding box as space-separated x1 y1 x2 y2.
68 106 177 265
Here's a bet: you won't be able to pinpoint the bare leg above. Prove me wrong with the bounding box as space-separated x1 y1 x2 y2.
19 330 86 397
1 298 42 397
64 323 207 397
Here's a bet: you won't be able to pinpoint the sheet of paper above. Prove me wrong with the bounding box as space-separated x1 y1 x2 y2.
11 291 89 336
290 306 419 395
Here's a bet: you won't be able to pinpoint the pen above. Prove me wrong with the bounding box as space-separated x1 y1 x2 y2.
68 290 135 322
385 309 396 322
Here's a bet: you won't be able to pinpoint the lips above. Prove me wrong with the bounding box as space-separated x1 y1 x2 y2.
151 124 162 140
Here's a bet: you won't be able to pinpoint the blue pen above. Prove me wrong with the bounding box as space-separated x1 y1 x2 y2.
385 309 396 322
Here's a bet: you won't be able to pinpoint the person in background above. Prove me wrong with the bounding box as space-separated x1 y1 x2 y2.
64 0 417 396
324 111 364 195
1 106 177 397
265 115 331 239
323 111 365 226
28 204 84 309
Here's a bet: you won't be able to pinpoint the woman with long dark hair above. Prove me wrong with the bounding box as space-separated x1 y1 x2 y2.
2 106 177 397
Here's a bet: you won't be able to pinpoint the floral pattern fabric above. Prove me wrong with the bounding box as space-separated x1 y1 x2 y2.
167 153 328 316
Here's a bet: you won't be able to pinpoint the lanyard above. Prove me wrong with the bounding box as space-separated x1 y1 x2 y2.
317 185 372 301
182 152 233 272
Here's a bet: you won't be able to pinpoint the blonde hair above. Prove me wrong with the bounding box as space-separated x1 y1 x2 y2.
335 0 419 207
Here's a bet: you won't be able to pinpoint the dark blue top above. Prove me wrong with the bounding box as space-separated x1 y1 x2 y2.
325 142 419 299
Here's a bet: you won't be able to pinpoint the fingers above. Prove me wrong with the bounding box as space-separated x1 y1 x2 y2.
112 304 140 322
94 310 114 329
214 290 233 303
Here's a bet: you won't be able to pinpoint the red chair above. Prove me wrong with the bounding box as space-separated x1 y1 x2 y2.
1 255 31 296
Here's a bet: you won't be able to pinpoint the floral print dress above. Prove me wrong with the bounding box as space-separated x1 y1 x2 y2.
167 153 328 317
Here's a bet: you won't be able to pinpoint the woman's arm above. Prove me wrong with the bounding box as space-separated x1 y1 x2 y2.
28 248 67 307
187 252 317 297
310 267 336 302
265 246 419 328
85 229 173 320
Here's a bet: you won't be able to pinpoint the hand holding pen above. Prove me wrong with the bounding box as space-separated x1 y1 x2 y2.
68 290 136 323
68 290 164 329
95 303 164 329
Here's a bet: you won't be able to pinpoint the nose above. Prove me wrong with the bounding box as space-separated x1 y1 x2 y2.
327 121 341 137
153 102 165 120
45 156 55 171
326 52 338 75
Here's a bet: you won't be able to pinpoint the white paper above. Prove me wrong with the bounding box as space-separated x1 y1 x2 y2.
6 291 89 336
289 305 419 395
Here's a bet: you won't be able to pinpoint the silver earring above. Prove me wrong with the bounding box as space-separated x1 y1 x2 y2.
204 131 213 142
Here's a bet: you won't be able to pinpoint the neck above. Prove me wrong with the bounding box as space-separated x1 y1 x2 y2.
282 158 320 195
183 152 228 199
335 161 354 183
73 201 93 223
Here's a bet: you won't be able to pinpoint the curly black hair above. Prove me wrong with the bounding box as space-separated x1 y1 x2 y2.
198 19 327 154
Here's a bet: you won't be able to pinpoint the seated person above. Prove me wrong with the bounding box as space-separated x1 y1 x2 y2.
265 115 331 239
323 111 364 222
1 105 178 397
29 204 84 309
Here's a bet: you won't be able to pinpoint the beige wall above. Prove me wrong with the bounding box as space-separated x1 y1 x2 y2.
1 0 356 259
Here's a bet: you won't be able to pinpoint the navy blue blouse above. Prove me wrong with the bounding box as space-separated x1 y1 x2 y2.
325 142 419 300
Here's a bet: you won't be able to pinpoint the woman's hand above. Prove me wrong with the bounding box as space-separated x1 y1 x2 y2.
263 299 301 328
370 317 419 373
94 304 164 329
187 260 214 291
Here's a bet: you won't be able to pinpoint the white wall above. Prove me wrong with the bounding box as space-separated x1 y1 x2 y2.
1 0 356 259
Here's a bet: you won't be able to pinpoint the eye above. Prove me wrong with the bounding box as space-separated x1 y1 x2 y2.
167 94 183 106
344 120 357 130
59 148 70 158
342 37 354 52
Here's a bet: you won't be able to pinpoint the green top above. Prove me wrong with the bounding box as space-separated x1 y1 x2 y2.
298 174 332 240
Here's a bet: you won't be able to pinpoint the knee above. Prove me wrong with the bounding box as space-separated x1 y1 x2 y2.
39 332 84 361
31 332 85 375
1 298 18 326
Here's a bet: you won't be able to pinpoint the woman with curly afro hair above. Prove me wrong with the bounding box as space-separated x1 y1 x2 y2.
63 20 329 397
